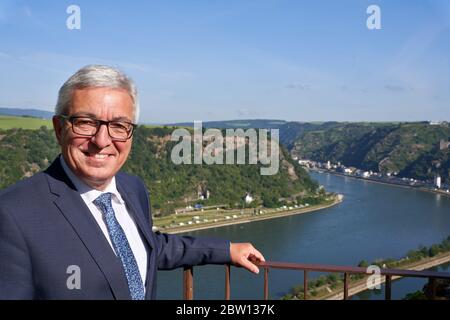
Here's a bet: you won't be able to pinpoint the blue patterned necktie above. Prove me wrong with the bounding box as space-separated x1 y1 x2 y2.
93 192 145 300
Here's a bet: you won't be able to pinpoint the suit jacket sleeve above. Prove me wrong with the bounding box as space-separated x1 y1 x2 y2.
154 232 231 270
135 176 231 270
0 205 34 299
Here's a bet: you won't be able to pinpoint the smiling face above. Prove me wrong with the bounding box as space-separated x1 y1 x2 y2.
53 87 134 190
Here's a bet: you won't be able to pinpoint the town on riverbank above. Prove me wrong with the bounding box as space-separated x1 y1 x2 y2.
296 159 450 197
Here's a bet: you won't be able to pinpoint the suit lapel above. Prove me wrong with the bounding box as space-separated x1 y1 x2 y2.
45 159 131 300
115 177 156 297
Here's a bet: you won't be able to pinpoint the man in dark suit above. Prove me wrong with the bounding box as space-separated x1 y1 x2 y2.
0 65 265 299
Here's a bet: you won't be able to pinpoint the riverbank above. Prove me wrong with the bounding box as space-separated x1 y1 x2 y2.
158 196 343 234
324 251 450 300
313 169 450 198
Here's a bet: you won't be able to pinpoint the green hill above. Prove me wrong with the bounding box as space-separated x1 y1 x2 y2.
169 120 346 150
278 121 344 149
0 126 320 216
291 122 450 181
169 119 288 129
0 115 53 130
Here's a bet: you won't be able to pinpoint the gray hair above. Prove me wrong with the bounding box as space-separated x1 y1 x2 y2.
55 65 139 123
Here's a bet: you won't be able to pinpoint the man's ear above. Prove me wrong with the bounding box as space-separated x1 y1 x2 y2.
52 116 63 146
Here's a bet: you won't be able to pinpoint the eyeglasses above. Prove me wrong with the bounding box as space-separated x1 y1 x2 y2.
59 115 137 141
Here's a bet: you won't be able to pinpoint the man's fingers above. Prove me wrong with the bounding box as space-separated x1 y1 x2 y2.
230 242 265 274
250 247 265 263
239 257 260 274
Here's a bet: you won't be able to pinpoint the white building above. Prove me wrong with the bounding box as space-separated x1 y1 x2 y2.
198 189 210 200
298 160 310 166
435 175 442 189
244 193 253 204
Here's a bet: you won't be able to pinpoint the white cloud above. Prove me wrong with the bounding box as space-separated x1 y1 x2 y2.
0 51 11 59
387 22 447 93
384 85 406 92
5 51 195 82
24 6 32 17
284 83 311 91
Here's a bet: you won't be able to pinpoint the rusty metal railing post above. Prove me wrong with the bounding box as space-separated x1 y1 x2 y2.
385 275 392 300
264 268 269 300
427 277 437 300
183 266 194 300
225 264 231 300
303 270 308 300
343 272 349 300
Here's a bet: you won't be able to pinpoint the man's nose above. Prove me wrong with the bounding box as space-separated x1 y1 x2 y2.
91 123 112 148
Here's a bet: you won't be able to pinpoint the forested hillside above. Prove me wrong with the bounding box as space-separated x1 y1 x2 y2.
291 122 450 181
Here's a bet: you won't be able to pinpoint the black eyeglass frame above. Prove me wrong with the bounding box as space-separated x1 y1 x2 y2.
59 115 137 141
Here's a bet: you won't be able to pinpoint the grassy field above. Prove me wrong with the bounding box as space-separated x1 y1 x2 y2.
153 196 341 233
0 115 53 130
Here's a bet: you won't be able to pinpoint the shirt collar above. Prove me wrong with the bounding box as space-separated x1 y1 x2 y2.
59 155 125 205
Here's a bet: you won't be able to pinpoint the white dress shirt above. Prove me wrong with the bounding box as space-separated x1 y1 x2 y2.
60 156 148 288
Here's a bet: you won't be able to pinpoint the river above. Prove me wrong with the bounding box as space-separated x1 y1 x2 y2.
156 172 450 299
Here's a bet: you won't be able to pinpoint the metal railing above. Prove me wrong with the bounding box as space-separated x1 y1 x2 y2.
183 261 450 300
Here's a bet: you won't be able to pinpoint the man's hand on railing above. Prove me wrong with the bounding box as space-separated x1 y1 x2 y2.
230 243 265 274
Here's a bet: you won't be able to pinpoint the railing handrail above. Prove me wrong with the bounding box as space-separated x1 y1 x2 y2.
183 260 450 300
257 261 450 279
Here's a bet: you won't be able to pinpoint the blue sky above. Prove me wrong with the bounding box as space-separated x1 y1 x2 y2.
0 0 449 123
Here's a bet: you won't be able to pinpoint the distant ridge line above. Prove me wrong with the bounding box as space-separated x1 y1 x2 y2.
0 107 54 119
